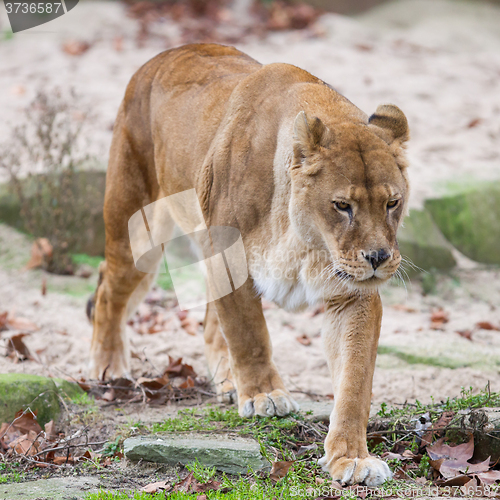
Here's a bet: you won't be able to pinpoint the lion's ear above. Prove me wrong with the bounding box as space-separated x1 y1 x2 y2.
368 104 409 144
293 111 328 160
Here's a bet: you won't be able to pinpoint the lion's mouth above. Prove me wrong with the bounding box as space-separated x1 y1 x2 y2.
335 270 354 280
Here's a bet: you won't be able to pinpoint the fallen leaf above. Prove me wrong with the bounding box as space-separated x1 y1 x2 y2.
62 40 91 56
0 311 7 331
192 479 221 493
13 410 42 435
5 313 39 332
25 238 53 270
391 304 417 313
164 356 197 379
456 329 473 341
6 334 33 361
436 474 471 487
427 435 488 478
296 334 311 346
467 118 482 128
143 481 171 493
270 460 294 482
173 472 194 492
421 411 455 446
44 421 57 441
179 376 195 389
476 321 500 331
476 469 500 485
53 455 74 465
430 310 449 330
181 316 200 336
10 432 40 456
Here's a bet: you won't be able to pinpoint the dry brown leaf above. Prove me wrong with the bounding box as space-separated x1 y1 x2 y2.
164 356 197 379
427 435 489 478
143 481 171 493
391 304 417 313
456 329 473 341
421 410 455 446
44 420 57 441
270 460 294 482
181 316 200 336
0 311 7 331
467 118 482 128
173 472 194 492
476 469 500 485
6 334 33 361
179 376 195 389
53 455 74 465
476 321 500 331
13 410 42 435
296 334 311 346
6 313 39 332
430 311 448 330
25 238 53 270
62 40 91 56
192 479 221 493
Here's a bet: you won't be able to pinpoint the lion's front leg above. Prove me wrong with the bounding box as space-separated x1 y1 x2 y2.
213 280 299 418
319 293 391 487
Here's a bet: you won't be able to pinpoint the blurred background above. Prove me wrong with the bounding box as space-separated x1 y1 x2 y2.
0 0 500 405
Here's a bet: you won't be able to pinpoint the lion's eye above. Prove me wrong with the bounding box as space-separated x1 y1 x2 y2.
387 199 399 209
334 201 351 211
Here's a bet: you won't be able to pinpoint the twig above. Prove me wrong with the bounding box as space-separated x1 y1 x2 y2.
33 440 108 458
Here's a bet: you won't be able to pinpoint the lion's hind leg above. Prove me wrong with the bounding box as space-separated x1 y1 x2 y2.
203 303 236 402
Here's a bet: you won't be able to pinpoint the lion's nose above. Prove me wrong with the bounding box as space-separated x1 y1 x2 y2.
363 249 390 269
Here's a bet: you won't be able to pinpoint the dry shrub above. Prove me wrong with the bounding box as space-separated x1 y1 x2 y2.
0 89 102 274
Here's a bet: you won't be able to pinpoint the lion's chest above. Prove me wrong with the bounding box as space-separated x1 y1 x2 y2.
249 247 324 311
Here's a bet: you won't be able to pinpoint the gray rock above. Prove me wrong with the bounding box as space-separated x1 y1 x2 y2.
0 476 99 499
300 401 332 422
397 208 456 275
124 434 267 474
300 401 380 422
425 183 500 264
0 373 84 426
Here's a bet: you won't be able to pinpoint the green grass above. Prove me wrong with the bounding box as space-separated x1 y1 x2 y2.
156 272 173 291
70 391 96 407
147 406 307 450
377 345 469 369
377 384 500 419
0 463 24 484
72 253 104 269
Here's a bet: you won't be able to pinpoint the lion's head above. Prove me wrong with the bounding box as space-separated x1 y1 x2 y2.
289 104 410 292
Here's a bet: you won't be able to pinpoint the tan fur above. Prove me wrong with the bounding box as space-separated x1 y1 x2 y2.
89 43 410 486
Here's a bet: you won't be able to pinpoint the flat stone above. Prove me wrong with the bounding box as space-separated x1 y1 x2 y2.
124 433 267 474
0 476 99 499
300 401 332 422
425 183 500 264
300 401 380 422
0 374 84 426
397 208 456 275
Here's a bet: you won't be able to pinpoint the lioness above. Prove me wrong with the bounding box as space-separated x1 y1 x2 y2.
89 43 409 486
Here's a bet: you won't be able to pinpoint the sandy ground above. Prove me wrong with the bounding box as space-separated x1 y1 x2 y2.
1 0 500 407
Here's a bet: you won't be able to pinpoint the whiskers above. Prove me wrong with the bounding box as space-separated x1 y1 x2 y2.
316 260 355 295
390 256 421 300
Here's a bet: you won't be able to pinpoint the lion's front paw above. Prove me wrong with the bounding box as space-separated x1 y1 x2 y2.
216 379 237 404
239 389 299 418
318 456 392 487
89 347 130 380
